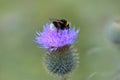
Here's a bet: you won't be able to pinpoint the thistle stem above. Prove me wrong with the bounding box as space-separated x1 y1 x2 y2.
60 75 68 80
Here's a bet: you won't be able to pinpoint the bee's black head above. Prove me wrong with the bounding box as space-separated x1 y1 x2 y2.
61 19 69 28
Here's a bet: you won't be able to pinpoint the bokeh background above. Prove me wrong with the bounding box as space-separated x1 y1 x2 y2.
0 0 120 80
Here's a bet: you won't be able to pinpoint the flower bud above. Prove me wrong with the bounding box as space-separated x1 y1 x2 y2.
107 17 120 44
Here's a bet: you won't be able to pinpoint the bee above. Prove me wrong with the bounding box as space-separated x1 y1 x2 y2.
50 18 69 31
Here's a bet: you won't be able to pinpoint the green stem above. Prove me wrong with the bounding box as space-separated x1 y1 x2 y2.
60 75 68 80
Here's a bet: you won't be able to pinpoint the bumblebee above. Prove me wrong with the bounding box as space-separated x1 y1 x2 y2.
50 18 69 31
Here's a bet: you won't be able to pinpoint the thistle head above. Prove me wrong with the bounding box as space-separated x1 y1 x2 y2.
35 20 80 77
107 17 120 44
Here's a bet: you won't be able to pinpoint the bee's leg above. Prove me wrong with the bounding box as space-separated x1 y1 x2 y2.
57 29 59 33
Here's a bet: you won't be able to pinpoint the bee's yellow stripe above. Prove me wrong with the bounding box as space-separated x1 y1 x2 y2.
66 21 68 26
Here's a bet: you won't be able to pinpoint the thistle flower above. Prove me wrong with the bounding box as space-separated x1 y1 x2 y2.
35 22 79 80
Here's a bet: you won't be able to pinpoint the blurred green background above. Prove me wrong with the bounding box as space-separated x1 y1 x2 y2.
0 0 120 80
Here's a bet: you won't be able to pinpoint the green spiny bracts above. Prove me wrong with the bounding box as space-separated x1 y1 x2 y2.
45 45 78 76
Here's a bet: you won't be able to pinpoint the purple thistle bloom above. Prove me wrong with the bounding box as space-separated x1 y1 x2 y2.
35 23 79 50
